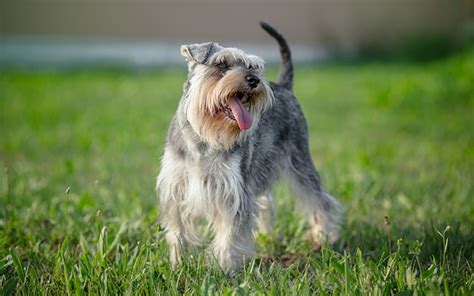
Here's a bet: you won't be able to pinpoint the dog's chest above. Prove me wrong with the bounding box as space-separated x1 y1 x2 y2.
183 151 243 216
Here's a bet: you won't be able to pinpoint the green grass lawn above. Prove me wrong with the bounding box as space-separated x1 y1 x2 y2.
1 48 473 294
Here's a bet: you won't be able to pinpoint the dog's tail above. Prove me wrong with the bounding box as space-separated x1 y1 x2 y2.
260 21 293 91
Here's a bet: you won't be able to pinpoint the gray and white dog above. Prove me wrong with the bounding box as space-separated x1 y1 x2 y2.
157 22 341 271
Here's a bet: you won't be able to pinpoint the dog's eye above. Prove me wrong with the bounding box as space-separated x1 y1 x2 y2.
216 61 228 70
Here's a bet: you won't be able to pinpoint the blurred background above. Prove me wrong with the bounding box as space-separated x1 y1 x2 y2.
1 0 473 68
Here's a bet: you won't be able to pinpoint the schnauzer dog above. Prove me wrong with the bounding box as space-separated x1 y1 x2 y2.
157 22 341 271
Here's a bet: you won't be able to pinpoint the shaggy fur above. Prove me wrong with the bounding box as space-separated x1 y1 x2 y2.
157 22 342 271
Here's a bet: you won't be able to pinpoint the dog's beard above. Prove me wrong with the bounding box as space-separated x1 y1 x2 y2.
185 66 273 150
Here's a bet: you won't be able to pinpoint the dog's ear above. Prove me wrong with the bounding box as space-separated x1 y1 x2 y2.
180 42 222 64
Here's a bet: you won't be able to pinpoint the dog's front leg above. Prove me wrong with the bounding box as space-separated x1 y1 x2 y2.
210 200 257 272
157 150 189 268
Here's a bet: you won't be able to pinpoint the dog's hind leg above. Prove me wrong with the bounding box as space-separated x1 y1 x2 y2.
286 150 342 248
256 193 275 235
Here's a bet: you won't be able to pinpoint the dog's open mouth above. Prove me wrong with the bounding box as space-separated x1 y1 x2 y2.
223 93 252 131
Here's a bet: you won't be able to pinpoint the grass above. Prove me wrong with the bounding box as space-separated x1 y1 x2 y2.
0 47 473 294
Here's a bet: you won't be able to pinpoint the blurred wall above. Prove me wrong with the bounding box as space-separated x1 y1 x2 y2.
1 0 470 52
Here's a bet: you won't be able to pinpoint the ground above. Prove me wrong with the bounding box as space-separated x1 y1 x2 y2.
0 48 473 294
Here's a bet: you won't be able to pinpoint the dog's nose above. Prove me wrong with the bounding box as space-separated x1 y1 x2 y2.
245 75 260 88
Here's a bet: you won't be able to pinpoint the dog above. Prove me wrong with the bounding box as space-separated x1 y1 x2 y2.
157 22 342 272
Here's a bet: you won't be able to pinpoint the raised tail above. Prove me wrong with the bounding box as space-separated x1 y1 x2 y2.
260 21 293 91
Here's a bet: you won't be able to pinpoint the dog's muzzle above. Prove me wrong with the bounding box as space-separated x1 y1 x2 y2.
245 75 260 89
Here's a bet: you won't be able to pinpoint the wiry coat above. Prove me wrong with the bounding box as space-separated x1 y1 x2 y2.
157 22 341 271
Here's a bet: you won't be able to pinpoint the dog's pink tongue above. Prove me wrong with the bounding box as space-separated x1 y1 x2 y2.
228 97 252 130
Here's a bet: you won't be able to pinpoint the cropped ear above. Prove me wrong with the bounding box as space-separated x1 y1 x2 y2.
180 42 223 64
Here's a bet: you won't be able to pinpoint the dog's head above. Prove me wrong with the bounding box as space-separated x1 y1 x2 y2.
180 42 274 150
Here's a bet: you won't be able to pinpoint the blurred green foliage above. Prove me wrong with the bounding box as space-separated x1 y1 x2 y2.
350 33 474 62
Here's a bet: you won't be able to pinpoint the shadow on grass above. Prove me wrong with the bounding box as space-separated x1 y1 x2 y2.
257 220 473 271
